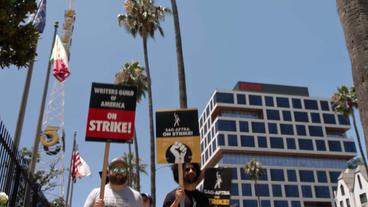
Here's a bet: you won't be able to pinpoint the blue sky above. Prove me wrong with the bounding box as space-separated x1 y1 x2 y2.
0 0 366 206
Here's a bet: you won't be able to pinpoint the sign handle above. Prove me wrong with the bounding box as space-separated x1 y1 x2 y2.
99 141 111 200
178 158 184 207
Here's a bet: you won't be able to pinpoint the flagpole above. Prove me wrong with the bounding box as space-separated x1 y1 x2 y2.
66 131 76 207
23 21 59 206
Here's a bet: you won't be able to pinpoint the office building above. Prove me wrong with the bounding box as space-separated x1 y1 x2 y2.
199 81 357 207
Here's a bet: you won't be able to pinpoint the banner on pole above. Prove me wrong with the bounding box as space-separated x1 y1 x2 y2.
85 82 137 143
203 168 232 206
155 108 200 164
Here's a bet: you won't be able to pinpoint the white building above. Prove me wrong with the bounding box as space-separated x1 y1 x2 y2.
335 165 368 207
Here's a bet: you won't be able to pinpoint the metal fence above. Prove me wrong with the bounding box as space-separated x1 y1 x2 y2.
0 120 50 207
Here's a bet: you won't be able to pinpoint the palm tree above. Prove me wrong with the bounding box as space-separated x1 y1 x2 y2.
115 61 148 191
336 0 368 157
244 160 263 207
169 0 187 108
118 3 169 204
331 85 368 175
121 152 148 189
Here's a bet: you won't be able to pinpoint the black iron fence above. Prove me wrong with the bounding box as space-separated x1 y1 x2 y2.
0 120 49 207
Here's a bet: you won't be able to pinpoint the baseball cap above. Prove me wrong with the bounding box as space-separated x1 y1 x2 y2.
109 156 127 169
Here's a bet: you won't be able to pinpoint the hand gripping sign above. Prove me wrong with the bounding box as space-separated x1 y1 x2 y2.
155 108 200 164
85 83 137 143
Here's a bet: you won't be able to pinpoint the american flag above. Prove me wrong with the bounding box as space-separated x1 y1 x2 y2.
71 148 91 182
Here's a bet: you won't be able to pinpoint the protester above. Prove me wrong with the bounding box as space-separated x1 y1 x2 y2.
162 163 209 207
141 193 153 207
83 157 143 207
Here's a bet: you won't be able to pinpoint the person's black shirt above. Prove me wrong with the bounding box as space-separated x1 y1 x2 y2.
162 189 209 207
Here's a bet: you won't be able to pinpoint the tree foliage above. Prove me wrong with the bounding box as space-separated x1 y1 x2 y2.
118 0 170 39
0 0 39 68
114 61 148 103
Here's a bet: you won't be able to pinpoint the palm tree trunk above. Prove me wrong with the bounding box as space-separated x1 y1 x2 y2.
170 0 187 108
143 36 156 207
134 130 140 191
255 180 261 207
336 0 368 157
351 110 368 175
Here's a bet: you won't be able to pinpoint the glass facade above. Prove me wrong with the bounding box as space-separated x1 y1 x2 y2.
200 84 356 207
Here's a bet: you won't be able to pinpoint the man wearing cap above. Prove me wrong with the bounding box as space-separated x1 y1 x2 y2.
83 157 144 207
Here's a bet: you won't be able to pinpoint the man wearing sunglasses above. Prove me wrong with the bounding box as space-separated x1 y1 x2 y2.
84 157 144 207
162 163 209 207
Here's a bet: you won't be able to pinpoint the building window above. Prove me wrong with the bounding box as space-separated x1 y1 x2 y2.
237 94 246 104
360 193 367 204
314 186 330 198
340 200 344 207
270 137 284 149
249 95 262 106
216 120 237 131
276 97 290 108
256 184 270 196
338 115 350 125
294 111 309 122
230 200 239 207
317 171 327 183
272 185 283 197
228 134 238 146
243 200 257 207
287 170 297 182
343 141 356 152
296 125 306 136
346 198 351 207
242 184 252 196
232 168 238 180
241 169 251 180
240 135 255 147
252 122 266 133
274 200 288 207
329 171 341 183
280 124 294 135
267 110 280 120
258 136 267 148
298 139 314 151
259 169 268 181
286 138 296 149
315 140 327 151
323 114 336 124
308 126 324 137
268 123 278 134
231 183 239 195
285 185 299 197
282 111 292 121
291 201 301 207
311 113 321 123
299 170 314 182
265 96 274 106
320 101 330 111
270 169 284 181
358 175 363 189
218 134 225 146
261 200 271 207
239 121 249 132
328 141 342 152
215 92 234 104
301 185 313 198
292 98 302 109
340 184 345 196
304 99 319 110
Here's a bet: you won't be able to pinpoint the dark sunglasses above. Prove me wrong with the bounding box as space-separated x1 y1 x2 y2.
111 167 128 173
